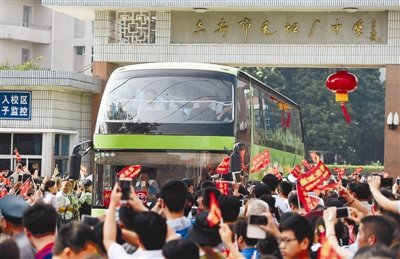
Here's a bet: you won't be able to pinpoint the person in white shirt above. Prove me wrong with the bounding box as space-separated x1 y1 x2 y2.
104 184 167 259
55 179 74 224
42 180 58 209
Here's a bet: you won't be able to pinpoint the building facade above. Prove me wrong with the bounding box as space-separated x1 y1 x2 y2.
0 0 93 72
43 0 400 176
0 0 99 176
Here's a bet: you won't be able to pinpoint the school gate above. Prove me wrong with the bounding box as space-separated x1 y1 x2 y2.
44 0 400 177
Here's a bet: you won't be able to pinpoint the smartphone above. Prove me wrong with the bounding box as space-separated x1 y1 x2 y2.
232 171 241 183
191 206 198 217
118 179 131 200
397 178 400 185
140 181 146 189
249 215 268 225
381 178 393 187
81 215 100 227
336 207 350 218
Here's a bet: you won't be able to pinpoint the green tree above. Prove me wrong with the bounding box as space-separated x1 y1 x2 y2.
242 67 384 165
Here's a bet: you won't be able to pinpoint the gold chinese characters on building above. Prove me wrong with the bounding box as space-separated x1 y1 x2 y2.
171 11 387 44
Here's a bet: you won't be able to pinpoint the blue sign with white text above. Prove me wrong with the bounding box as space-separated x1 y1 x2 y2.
0 91 31 120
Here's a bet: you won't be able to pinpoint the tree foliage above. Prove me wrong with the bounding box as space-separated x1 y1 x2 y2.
0 57 44 70
242 67 384 165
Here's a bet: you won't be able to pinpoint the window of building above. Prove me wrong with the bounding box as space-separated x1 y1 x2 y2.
0 133 42 173
22 48 31 63
55 134 70 175
75 46 85 56
0 134 11 155
23 6 31 27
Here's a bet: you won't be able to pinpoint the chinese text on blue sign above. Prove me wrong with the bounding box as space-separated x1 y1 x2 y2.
0 91 31 120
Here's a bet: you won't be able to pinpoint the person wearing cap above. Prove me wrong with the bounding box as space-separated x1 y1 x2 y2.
188 211 225 257
0 195 36 259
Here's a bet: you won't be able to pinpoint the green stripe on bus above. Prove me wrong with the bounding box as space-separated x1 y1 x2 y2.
94 135 236 150
91 208 106 217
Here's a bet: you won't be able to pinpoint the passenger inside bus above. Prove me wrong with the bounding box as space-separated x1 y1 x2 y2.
187 97 217 121
134 172 158 202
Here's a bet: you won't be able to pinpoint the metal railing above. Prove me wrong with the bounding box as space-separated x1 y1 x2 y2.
0 20 51 31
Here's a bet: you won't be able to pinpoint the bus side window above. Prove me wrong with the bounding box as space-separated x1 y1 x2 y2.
236 78 250 144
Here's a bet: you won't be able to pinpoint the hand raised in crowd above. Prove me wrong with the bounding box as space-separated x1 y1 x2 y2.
127 186 149 212
109 183 122 208
257 212 281 239
367 175 381 192
348 207 364 224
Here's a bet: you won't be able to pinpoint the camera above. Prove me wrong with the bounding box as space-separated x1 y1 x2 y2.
232 171 241 183
118 179 131 200
336 207 350 218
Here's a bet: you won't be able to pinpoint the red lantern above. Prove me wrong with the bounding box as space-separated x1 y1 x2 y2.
326 70 358 123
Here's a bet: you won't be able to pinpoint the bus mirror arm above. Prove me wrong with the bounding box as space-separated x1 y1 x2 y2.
69 140 93 179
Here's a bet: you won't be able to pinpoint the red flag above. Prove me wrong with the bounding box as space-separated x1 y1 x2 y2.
333 167 346 181
270 167 283 181
250 150 270 173
3 177 10 187
215 156 230 175
207 192 222 227
239 149 247 170
318 225 342 259
117 165 142 179
215 180 230 195
310 152 320 164
290 165 302 178
297 183 319 213
14 148 21 162
352 167 363 176
297 161 332 192
19 179 31 198
0 188 8 199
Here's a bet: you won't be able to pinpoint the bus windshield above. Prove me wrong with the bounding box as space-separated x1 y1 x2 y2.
98 70 234 124
92 150 227 207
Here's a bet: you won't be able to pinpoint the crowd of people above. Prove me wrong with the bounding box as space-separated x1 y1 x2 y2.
0 162 399 259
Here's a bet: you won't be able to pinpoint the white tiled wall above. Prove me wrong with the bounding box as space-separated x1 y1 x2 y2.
93 10 400 66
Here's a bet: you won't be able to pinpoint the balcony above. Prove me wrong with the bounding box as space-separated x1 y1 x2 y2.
0 20 51 44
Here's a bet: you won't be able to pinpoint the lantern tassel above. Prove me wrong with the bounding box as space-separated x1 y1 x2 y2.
340 102 351 123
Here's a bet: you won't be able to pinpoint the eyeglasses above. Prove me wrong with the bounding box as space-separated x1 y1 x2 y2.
280 237 298 244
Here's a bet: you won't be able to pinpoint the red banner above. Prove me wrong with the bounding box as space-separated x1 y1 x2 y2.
135 190 147 204
290 165 302 178
297 161 332 192
117 165 142 179
302 160 313 171
14 148 21 162
103 189 112 207
250 150 270 173
215 180 230 195
297 183 319 213
215 156 230 175
207 192 222 227
270 167 283 181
